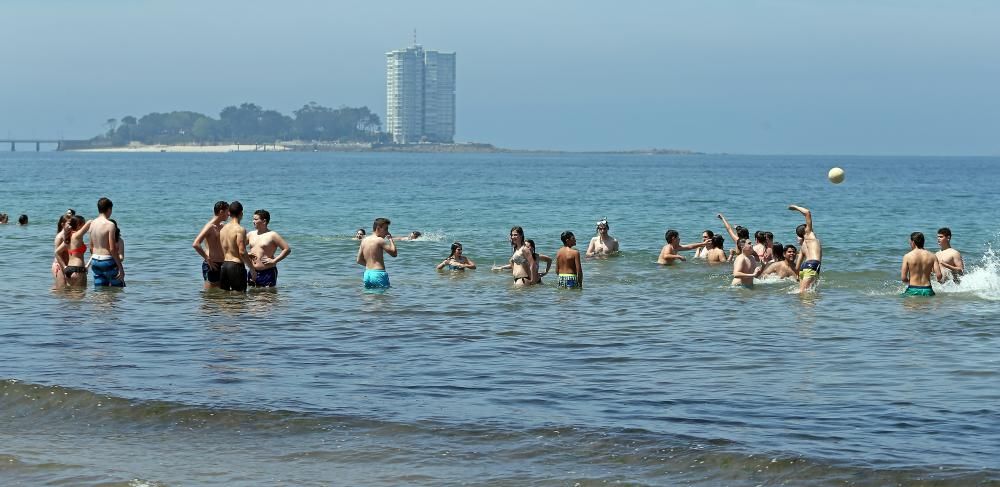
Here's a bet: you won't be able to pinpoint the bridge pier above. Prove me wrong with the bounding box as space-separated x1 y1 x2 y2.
10 142 14 152
36 142 40 152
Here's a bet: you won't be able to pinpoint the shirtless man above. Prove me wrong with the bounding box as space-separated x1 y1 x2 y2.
218 201 256 292
902 232 944 296
556 231 583 289
357 217 397 289
657 229 708 265
731 239 760 288
586 218 619 257
89 197 125 287
789 205 822 293
247 209 291 288
192 201 229 289
760 244 799 279
705 235 728 264
935 227 964 283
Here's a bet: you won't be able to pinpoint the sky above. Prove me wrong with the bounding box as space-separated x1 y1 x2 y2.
1 0 998 154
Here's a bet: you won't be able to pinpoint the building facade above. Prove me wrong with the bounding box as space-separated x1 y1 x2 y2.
386 45 455 144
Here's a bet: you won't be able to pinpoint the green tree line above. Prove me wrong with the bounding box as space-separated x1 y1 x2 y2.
97 102 385 146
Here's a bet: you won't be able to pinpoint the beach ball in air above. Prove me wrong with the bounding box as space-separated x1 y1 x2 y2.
828 167 845 184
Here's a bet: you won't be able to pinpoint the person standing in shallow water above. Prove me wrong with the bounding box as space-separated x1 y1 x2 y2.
357 217 397 289
192 201 230 289
586 218 619 257
556 231 583 289
902 232 944 296
89 197 125 287
437 242 476 271
492 226 535 287
790 205 822 293
247 209 291 288
219 201 255 292
935 227 964 284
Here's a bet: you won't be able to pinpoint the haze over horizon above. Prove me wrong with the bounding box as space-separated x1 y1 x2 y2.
2 0 998 155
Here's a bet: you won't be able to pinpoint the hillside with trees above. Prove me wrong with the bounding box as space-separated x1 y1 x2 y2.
95 102 386 146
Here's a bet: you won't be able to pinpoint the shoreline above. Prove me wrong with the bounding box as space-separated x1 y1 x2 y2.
69 142 701 155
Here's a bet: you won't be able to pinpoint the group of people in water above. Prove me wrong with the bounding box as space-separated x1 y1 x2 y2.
0 212 28 225
44 198 965 296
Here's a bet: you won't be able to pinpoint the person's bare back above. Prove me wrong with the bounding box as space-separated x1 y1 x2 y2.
220 220 247 263
358 235 389 270
903 249 942 287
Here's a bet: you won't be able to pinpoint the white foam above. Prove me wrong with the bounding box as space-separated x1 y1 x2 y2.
933 243 1000 300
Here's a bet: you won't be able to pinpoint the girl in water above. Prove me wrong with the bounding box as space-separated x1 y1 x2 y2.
437 242 476 271
525 239 552 284
492 226 536 287
56 215 89 287
52 214 71 289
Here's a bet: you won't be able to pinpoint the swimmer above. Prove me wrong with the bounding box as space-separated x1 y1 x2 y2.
789 205 822 293
694 230 714 259
657 229 708 265
586 218 619 257
0 213 8 224
247 209 291 288
219 201 255 292
354 228 366 240
89 198 125 287
759 244 799 279
192 201 230 289
437 242 476 271
935 227 964 283
393 231 422 241
731 238 760 288
56 215 89 287
357 217 397 289
705 235 728 264
555 231 583 289
902 232 944 296
52 214 71 289
718 213 751 262
491 226 535 287
526 239 551 284
17 214 28 225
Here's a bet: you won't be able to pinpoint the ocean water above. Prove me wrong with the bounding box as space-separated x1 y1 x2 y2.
1 152 998 486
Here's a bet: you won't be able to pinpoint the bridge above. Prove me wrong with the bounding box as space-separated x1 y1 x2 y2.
0 139 90 151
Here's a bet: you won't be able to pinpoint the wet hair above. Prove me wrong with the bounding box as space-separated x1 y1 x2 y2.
17 214 28 225
526 239 539 259
254 209 270 224
229 200 244 218
703 230 714 239
596 218 609 232
69 215 85 230
509 226 525 250
665 229 679 242
711 235 725 250
771 243 783 258
754 230 765 244
737 238 751 252
911 232 925 249
764 231 773 241
795 224 807 238
109 218 121 242
66 208 76 216
97 197 113 214
937 227 951 238
560 231 575 245
410 231 422 238
735 225 749 239
57 214 69 232
373 217 391 231
0 213 7 224
356 228 366 235
214 201 229 215
448 242 463 259
783 244 797 256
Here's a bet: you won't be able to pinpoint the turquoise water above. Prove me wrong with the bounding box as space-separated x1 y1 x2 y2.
1 152 998 486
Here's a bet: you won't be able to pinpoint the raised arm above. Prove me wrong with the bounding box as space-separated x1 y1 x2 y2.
717 213 739 243
789 205 812 234
383 235 398 258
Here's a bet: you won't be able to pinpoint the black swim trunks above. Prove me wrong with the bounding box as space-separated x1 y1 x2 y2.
202 261 224 283
219 262 247 292
248 267 278 287
64 266 86 279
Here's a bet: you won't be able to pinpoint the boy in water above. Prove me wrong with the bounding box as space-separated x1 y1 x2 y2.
219 201 256 292
657 229 708 265
902 232 944 296
789 205 822 293
731 238 760 288
247 209 291 288
357 217 397 289
192 201 230 289
555 231 583 289
936 227 964 283
90 197 125 287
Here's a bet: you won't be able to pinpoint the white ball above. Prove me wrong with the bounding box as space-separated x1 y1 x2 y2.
828 167 845 184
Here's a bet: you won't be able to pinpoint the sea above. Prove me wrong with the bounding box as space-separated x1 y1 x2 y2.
1 151 998 486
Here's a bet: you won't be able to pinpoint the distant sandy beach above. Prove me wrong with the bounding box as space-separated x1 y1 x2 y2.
73 143 289 153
